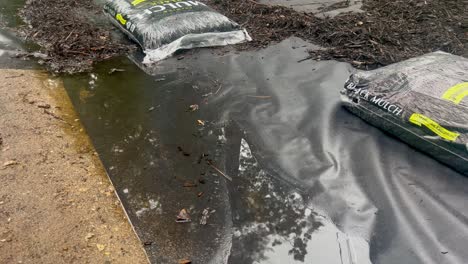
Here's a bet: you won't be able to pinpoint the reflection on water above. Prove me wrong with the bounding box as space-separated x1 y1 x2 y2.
229 137 322 263
227 134 371 264
58 40 374 262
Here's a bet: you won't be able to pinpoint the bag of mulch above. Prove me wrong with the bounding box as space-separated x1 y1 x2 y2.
104 0 251 63
341 52 468 175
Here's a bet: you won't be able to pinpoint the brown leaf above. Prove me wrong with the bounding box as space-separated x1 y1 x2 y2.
176 208 191 223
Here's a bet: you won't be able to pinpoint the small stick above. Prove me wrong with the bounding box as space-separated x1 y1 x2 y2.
297 56 313 63
246 0 263 5
208 162 232 181
247 95 271 99
64 30 74 42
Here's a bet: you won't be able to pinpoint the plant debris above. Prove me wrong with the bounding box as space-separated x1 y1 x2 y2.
207 161 232 181
18 0 466 72
200 208 215 225
19 0 133 74
3 160 18 168
176 208 191 223
189 104 199 112
178 259 192 264
183 181 197 188
207 0 467 69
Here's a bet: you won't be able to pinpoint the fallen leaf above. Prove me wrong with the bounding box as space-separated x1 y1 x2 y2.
197 120 205 126
183 181 197 188
176 209 191 223
189 104 199 111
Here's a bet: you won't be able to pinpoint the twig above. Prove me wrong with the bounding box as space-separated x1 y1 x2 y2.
64 30 74 42
5 74 24 79
208 162 232 181
43 109 65 122
214 85 222 94
297 56 313 63
247 95 272 99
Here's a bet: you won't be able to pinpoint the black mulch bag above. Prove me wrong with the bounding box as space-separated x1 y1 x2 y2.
341 52 468 175
104 0 251 63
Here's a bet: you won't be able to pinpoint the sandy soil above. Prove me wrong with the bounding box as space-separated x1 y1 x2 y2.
0 69 148 263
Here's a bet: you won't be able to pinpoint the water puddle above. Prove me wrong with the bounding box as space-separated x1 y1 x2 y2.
3 1 468 264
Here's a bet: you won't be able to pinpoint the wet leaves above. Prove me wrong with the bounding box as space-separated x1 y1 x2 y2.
189 104 199 112
176 208 191 223
183 181 197 188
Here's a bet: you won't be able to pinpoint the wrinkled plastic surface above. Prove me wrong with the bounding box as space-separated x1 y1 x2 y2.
342 52 468 175
104 0 251 62
64 38 468 264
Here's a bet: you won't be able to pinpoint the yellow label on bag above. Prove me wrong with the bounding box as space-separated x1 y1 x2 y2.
116 13 127 25
409 113 459 142
131 0 147 6
442 82 468 104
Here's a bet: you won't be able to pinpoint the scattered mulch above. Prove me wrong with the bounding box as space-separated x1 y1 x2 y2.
16 0 467 72
19 0 133 74
207 0 467 69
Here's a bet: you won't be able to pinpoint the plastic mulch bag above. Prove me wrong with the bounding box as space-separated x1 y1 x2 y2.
104 0 251 63
341 52 468 175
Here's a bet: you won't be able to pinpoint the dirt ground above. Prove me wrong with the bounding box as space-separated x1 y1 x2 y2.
0 69 148 263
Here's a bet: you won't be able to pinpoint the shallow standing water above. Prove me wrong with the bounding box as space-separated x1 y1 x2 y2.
2 1 468 263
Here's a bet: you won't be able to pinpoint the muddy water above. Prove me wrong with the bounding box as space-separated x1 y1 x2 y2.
60 51 329 263
62 57 235 263
3 1 468 264
59 38 376 264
